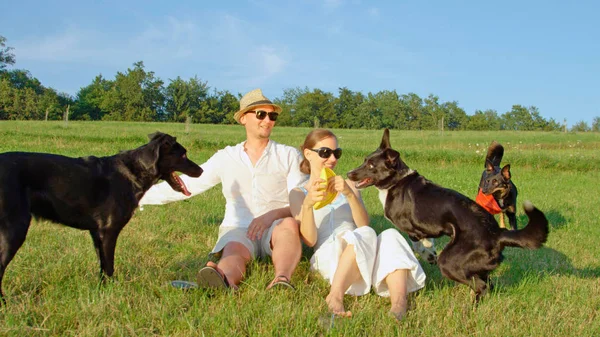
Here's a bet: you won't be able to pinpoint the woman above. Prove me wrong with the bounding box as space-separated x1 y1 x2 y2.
289 129 426 320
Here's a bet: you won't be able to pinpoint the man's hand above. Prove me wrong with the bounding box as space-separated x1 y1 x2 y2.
246 213 274 241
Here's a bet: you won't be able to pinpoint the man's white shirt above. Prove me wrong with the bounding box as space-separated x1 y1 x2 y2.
139 140 307 228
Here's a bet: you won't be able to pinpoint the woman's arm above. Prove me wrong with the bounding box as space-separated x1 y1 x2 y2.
332 176 370 228
290 181 325 247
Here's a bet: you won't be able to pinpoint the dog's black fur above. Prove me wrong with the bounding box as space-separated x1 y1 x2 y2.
478 141 518 230
347 129 549 301
0 132 202 302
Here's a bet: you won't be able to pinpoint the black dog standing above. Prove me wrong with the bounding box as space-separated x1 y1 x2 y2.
347 129 549 302
0 132 202 303
476 141 518 230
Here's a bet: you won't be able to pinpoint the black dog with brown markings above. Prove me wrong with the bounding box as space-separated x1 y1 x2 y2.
0 132 202 303
476 140 518 230
347 129 549 301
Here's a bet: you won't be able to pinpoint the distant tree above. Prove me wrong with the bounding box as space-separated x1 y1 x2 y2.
422 94 442 130
374 90 403 129
100 61 164 121
502 105 536 130
165 76 209 122
542 118 562 131
273 87 308 127
188 77 212 123
354 94 380 129
0 78 12 119
38 88 62 120
466 109 501 130
292 88 335 127
0 69 44 93
333 87 364 129
0 36 16 71
72 75 113 120
592 117 600 132
401 93 424 130
22 87 39 119
571 120 591 132
441 101 468 130
215 90 239 124
10 88 23 120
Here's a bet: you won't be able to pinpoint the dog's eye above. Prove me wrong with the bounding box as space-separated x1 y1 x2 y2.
182 154 187 159
368 163 374 169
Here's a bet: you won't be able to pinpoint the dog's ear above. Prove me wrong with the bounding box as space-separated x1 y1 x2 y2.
138 132 174 173
485 160 494 172
148 131 164 141
379 128 391 150
385 148 400 168
501 164 511 181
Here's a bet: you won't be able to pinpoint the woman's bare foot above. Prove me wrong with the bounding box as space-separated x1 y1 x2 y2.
389 296 408 321
326 293 352 317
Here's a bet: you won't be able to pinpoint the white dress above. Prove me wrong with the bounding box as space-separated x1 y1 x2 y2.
299 187 426 296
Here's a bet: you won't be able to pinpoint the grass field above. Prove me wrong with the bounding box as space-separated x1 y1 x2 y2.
0 121 599 336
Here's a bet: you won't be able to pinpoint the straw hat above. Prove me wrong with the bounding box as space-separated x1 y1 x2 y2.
233 88 282 123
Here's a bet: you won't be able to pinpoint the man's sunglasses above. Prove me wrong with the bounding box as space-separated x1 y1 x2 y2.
246 110 279 121
310 147 343 159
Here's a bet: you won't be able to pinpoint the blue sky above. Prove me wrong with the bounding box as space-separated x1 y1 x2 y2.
2 1 598 127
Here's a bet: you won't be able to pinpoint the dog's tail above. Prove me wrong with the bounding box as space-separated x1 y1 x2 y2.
499 201 549 249
485 141 504 167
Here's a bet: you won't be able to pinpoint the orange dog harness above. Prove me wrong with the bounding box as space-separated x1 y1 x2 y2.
475 188 502 214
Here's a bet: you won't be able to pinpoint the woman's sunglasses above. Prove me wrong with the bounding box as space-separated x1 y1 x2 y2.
310 147 342 159
246 110 279 121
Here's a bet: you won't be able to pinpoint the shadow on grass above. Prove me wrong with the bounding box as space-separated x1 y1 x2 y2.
368 214 597 299
163 211 586 300
500 246 600 284
517 208 568 231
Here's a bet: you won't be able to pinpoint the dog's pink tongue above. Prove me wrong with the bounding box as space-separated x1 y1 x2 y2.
173 173 192 196
357 178 371 188
182 184 191 196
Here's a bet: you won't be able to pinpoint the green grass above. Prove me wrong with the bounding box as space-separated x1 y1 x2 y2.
0 121 599 336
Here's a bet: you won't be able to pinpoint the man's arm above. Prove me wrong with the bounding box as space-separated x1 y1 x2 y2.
247 147 307 240
246 206 292 241
139 151 222 206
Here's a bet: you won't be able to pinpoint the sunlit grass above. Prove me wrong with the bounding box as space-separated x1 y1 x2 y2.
0 121 598 336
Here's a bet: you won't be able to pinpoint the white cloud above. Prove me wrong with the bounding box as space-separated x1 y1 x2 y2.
14 26 97 63
11 13 291 94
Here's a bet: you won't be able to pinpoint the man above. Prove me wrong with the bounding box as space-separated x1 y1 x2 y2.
139 88 306 290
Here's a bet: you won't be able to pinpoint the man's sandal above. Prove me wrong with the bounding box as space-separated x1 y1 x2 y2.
267 275 295 290
197 263 230 289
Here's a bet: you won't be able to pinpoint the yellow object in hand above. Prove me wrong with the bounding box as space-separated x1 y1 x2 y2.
313 167 338 210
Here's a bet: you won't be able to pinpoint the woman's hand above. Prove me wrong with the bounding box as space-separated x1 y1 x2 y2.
304 178 326 207
330 175 353 197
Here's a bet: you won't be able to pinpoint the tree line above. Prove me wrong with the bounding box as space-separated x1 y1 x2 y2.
1 36 598 132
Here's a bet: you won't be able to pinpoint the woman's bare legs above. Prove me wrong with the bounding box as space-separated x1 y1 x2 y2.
386 269 409 320
326 244 362 317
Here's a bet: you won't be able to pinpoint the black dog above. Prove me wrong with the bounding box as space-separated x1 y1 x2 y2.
476 141 518 230
347 129 549 301
0 132 202 302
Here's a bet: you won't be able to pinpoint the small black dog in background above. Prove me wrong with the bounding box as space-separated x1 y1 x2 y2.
476 141 518 230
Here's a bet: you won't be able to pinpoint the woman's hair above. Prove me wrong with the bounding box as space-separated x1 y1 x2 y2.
299 128 337 174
